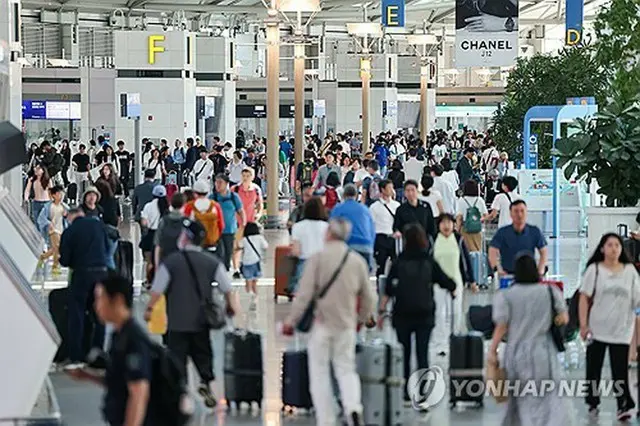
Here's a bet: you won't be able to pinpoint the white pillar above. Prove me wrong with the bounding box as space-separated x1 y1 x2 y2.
265 22 281 228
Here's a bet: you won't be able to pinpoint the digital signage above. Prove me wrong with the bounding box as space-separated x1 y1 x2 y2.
22 100 81 120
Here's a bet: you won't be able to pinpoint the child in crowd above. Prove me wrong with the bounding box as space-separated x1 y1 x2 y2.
240 222 269 310
38 185 68 274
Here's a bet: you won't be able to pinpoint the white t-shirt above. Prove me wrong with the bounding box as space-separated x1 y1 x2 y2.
419 190 444 217
433 145 448 164
404 157 423 183
580 263 640 344
228 161 245 183
369 198 400 235
442 170 460 189
193 158 214 182
432 177 457 215
456 196 488 223
491 192 521 228
141 199 163 230
354 169 370 185
240 234 269 266
291 219 329 260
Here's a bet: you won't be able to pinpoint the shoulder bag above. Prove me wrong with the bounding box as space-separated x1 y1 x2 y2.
296 249 351 333
183 251 226 330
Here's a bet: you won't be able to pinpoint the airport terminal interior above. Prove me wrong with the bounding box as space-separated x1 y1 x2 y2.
1 0 640 424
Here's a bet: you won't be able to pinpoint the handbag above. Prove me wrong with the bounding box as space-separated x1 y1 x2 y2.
486 359 508 403
296 249 351 333
183 252 226 330
547 285 566 352
104 223 120 241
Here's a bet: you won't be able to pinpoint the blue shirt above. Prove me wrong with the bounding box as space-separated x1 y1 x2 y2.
330 200 376 249
210 190 243 234
490 224 547 273
279 141 292 159
374 145 390 168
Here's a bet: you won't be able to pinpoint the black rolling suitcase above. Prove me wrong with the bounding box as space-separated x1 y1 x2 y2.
449 296 484 409
223 329 264 410
467 305 494 339
282 347 313 412
49 288 93 363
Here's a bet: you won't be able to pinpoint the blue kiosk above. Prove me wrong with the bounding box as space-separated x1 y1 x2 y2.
522 99 598 239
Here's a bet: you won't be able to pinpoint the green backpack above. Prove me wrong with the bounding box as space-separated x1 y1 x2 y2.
463 198 482 233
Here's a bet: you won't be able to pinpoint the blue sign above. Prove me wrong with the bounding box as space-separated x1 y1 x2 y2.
126 93 141 118
22 100 47 120
382 0 405 27
565 0 584 46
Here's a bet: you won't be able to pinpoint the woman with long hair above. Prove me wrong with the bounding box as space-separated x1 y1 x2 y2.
579 233 640 421
147 149 165 183
60 140 72 187
488 254 571 426
95 179 121 269
24 164 52 225
96 163 122 196
378 223 456 405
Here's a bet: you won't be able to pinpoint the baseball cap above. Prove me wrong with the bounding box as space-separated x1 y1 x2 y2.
182 219 206 246
193 180 210 195
152 185 167 198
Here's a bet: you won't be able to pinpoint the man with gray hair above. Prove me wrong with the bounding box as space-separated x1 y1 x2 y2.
329 184 377 271
284 217 377 426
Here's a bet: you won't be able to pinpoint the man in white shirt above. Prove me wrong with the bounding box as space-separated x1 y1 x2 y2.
430 164 457 215
487 176 521 228
191 148 214 186
404 148 423 184
389 138 407 165
369 179 401 279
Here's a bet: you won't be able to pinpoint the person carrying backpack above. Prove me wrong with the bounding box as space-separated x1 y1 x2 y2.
455 180 488 252
361 159 383 207
210 173 247 270
67 272 193 426
324 171 341 212
183 180 225 254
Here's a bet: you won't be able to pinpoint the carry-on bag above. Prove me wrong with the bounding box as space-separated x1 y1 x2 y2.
466 305 494 339
49 288 94 362
357 341 404 425
282 336 313 411
223 329 264 410
449 296 484 409
274 245 295 302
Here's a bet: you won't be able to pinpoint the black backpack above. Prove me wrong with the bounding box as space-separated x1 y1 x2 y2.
147 340 192 426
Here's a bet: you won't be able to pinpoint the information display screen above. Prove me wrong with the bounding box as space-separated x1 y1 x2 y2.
22 100 81 120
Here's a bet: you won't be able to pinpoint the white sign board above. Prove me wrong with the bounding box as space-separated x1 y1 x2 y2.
455 0 519 67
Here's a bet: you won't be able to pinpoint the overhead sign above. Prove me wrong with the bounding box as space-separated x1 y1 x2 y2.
565 0 584 46
148 35 165 65
22 101 80 120
382 0 405 27
313 100 326 118
455 0 519 67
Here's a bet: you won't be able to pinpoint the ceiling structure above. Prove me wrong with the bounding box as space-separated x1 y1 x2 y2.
20 0 608 37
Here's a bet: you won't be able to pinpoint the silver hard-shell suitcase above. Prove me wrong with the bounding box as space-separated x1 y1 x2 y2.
357 340 404 426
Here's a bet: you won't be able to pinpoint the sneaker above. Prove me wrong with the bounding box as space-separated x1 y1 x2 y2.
617 408 632 422
232 271 241 280
588 405 599 417
198 384 217 408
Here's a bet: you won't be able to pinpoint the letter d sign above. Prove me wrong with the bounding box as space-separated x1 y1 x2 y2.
566 29 581 46
148 35 165 65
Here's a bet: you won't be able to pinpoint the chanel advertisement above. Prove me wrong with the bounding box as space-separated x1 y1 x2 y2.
455 0 519 67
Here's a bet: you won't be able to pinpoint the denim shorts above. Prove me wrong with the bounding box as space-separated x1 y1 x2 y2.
240 262 262 280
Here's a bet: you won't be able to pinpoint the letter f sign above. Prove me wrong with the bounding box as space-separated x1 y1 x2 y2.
148 35 165 64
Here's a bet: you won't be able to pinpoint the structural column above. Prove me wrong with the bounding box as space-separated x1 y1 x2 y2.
294 44 305 167
265 22 281 228
420 65 429 146
361 57 371 154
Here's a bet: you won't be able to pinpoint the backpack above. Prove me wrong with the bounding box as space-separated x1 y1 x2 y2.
463 197 482 233
343 170 355 185
325 186 339 211
366 175 382 204
158 215 184 259
301 161 314 183
147 340 192 426
192 201 221 247
212 191 242 212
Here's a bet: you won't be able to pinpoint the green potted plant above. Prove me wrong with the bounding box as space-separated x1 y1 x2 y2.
553 89 640 249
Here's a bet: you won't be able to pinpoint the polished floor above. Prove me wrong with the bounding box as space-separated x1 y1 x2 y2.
36 222 639 425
